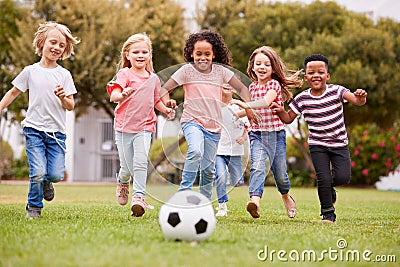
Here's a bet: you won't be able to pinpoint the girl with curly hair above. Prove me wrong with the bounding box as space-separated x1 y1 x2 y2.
160 30 257 199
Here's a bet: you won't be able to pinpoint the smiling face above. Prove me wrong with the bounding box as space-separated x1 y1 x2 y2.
304 60 330 95
252 52 273 84
191 40 215 73
41 28 67 65
126 41 151 71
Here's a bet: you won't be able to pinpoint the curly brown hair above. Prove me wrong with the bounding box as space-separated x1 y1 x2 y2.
183 30 232 66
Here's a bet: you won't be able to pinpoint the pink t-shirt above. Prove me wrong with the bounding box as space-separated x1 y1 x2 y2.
110 67 161 133
171 63 234 133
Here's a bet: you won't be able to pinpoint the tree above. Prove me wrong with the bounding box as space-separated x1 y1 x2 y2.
8 0 186 119
197 0 400 128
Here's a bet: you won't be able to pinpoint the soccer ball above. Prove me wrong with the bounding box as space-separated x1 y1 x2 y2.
159 190 216 242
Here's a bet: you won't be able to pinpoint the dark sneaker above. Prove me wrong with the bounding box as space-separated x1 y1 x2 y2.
26 205 42 219
321 212 336 223
116 182 129 205
43 182 54 201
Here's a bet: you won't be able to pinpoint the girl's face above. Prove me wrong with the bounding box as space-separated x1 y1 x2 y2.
191 40 215 73
126 41 151 71
41 28 67 63
304 61 330 94
252 52 273 84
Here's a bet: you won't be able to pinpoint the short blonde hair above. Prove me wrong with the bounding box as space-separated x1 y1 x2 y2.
117 33 153 72
33 21 80 60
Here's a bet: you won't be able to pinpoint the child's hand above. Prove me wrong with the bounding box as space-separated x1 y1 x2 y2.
122 87 136 98
245 108 260 125
235 136 246 145
54 85 66 99
354 89 367 98
230 99 245 108
166 99 177 109
270 102 284 113
166 108 176 121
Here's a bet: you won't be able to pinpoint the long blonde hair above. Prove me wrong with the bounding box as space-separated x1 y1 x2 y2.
247 46 303 102
117 33 153 72
33 21 80 60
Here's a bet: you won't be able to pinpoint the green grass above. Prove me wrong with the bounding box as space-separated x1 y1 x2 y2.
0 183 399 267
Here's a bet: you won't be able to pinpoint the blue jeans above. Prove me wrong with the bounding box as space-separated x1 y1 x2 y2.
215 155 244 203
309 145 351 215
115 131 152 197
180 122 220 199
23 127 66 208
248 130 290 198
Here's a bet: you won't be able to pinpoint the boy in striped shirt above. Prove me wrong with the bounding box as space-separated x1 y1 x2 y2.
271 54 367 223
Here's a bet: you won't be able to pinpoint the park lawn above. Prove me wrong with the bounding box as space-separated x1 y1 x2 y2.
0 183 399 267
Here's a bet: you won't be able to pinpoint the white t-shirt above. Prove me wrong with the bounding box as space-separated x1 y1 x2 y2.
217 104 248 156
12 63 77 133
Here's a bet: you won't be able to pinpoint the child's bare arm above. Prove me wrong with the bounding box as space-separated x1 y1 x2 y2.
344 89 367 106
160 79 179 108
0 87 22 111
155 101 175 120
54 85 75 110
270 102 297 124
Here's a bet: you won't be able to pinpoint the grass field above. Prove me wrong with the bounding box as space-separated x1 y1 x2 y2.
0 182 399 267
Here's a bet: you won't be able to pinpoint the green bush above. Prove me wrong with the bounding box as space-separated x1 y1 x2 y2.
149 136 187 162
0 140 14 179
348 123 400 185
12 148 29 179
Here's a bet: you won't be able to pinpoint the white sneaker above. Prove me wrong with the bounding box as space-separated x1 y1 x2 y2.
215 202 228 217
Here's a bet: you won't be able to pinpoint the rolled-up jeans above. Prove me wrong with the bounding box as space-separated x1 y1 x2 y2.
248 130 290 198
23 127 66 208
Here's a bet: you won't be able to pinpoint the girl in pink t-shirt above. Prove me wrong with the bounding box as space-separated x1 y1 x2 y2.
160 30 257 199
107 33 173 217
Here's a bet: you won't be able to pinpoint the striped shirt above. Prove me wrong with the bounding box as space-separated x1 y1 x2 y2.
248 80 284 132
289 84 350 148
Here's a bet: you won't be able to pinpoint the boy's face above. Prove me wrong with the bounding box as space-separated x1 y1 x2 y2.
304 60 330 91
42 28 67 61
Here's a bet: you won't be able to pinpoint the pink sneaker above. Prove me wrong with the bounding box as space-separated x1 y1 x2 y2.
131 195 154 217
116 182 129 206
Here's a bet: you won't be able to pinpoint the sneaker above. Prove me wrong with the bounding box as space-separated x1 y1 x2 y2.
26 205 42 219
246 200 260 218
321 212 336 223
43 182 54 201
116 182 129 206
131 195 154 217
215 202 228 217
